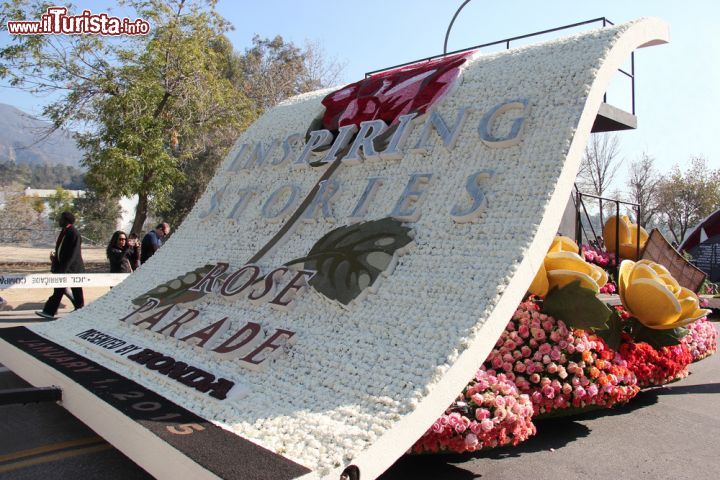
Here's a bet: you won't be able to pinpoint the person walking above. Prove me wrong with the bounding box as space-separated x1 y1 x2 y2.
140 222 170 264
36 211 85 319
107 230 133 273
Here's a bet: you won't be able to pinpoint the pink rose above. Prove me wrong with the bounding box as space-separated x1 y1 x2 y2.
518 325 530 338
480 418 494 432
542 385 555 399
475 408 490 421
491 356 503 369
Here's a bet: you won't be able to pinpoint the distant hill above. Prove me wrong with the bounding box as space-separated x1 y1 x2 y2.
0 102 84 168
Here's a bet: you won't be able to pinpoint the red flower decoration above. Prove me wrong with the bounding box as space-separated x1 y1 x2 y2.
321 51 475 131
619 334 692 387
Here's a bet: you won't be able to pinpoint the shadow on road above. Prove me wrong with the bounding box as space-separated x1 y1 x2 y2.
380 420 592 478
380 454 481 479
379 387 668 479
649 382 720 395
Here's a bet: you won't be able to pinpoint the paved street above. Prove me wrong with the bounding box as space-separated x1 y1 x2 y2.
0 320 718 479
0 367 151 479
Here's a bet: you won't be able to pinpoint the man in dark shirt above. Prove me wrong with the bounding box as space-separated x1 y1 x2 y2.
36 211 85 319
140 222 170 264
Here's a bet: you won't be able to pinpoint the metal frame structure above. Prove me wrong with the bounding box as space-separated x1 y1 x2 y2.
574 188 642 278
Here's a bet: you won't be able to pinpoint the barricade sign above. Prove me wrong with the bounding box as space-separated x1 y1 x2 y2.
0 19 669 479
0 273 129 290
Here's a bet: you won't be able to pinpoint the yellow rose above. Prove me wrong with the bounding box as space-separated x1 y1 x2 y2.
602 215 648 260
528 236 607 296
618 259 711 329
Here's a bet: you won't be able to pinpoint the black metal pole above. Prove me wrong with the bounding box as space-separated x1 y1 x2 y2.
636 203 642 259
631 51 636 115
615 202 621 278
575 190 582 246
444 0 473 55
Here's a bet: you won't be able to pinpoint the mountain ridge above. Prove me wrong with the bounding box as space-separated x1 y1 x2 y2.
0 102 84 168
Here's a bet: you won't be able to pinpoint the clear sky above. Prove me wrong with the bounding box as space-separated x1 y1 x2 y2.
2 0 719 190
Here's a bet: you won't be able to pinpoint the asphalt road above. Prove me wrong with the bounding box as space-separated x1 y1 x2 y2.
0 322 718 480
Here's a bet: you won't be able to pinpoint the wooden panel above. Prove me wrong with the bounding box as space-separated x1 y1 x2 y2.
642 229 706 292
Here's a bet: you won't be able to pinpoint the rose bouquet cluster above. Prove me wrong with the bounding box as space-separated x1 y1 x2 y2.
618 334 692 387
582 244 617 269
599 281 617 295
411 368 536 454
484 300 639 416
682 317 717 362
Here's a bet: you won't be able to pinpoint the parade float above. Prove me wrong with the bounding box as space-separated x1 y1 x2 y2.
2 16 714 480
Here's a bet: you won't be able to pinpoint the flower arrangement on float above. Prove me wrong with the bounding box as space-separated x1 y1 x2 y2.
581 244 617 294
484 299 639 416
582 243 616 269
411 368 536 454
682 317 718 362
415 235 715 455
619 335 692 387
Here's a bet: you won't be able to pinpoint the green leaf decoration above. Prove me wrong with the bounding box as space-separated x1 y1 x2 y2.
594 309 624 351
541 281 612 331
627 317 688 349
286 217 414 305
132 264 218 307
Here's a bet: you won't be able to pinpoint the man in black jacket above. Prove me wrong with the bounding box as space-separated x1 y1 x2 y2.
36 211 85 319
140 222 170 264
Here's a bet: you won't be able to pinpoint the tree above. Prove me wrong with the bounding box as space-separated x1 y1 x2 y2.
236 35 345 115
578 133 622 199
0 191 44 243
577 133 623 227
1 0 253 234
30 194 44 220
625 152 660 228
2 1 344 232
47 187 77 224
656 157 720 244
75 189 121 245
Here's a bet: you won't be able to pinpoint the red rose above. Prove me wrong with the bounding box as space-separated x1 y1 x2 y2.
321 51 474 131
